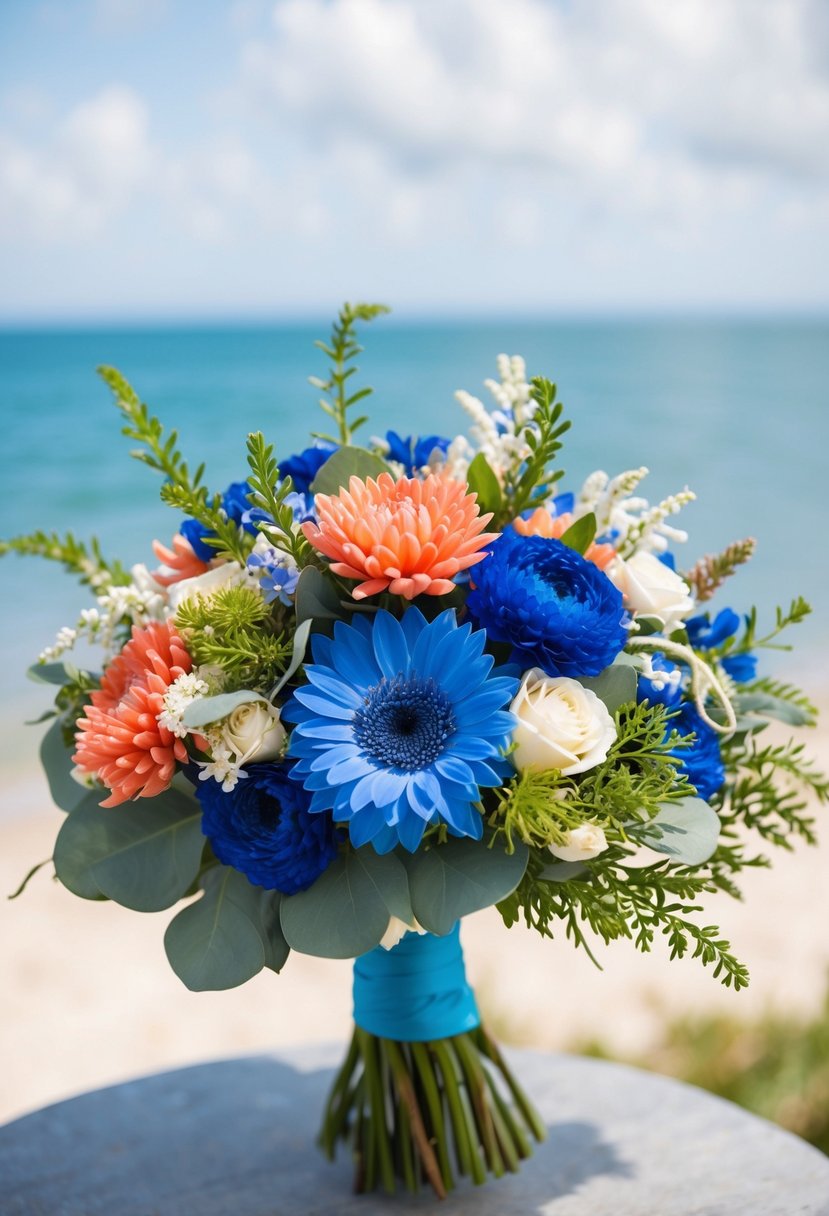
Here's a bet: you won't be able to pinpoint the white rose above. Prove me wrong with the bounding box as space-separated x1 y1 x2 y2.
607 551 694 630
221 701 286 764
510 669 616 775
167 561 252 612
549 824 609 862
379 916 427 951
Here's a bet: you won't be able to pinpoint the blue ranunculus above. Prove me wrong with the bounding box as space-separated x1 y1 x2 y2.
466 530 628 678
670 704 725 801
195 763 339 893
686 608 741 649
180 479 257 562
384 430 450 474
637 653 684 709
278 441 337 496
285 607 517 854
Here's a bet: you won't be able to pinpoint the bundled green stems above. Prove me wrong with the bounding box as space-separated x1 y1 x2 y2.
319 1025 546 1198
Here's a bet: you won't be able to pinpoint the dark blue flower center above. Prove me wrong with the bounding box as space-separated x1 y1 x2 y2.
353 674 455 771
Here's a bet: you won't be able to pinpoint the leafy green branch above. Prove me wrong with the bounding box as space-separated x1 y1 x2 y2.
736 598 812 655
498 377 570 523
0 530 130 587
309 302 390 445
98 365 204 492
245 431 315 568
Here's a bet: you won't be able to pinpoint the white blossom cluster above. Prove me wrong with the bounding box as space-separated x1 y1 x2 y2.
157 671 211 738
38 563 167 663
197 736 245 792
576 468 696 557
451 354 539 482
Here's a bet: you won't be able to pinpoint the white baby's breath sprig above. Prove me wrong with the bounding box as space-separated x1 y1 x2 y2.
157 671 211 738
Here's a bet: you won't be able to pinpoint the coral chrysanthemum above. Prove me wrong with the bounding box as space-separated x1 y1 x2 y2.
73 621 193 806
513 507 617 571
285 607 517 852
301 472 498 600
150 533 210 587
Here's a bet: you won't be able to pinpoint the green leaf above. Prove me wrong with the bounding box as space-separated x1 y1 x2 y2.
181 689 267 730
53 790 205 910
559 512 597 555
260 891 290 973
27 661 74 686
734 691 814 728
164 866 266 991
633 615 664 636
294 566 344 626
269 618 312 698
280 848 410 958
465 453 502 517
580 661 638 714
408 839 529 936
635 796 721 865
40 718 88 814
310 446 392 497
538 860 588 882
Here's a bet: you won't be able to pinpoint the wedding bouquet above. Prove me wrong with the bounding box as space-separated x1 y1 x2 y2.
5 304 827 1199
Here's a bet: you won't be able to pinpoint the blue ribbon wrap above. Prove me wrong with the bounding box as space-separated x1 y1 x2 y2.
352 922 480 1042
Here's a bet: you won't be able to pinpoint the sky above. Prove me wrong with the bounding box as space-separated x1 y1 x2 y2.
1 0 828 320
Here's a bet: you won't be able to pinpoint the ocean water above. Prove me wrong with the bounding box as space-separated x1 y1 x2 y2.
1 318 827 783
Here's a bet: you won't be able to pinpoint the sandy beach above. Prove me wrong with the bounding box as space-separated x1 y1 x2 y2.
2 706 828 1127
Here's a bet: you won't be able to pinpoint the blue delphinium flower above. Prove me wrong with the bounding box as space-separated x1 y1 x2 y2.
669 704 725 801
247 547 300 606
637 653 684 709
181 480 257 562
384 431 451 474
278 441 337 495
284 607 517 853
196 763 339 893
686 607 756 683
466 530 627 678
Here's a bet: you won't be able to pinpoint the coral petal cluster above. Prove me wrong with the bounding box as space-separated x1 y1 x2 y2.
302 472 498 600
150 533 210 587
513 508 616 570
74 621 193 806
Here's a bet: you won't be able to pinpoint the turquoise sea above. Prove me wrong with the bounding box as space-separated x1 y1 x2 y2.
1 318 827 783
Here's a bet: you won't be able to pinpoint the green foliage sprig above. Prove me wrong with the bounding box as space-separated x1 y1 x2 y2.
310 302 390 445
720 736 828 851
0 530 130 587
98 365 204 491
498 377 570 523
685 537 756 603
491 702 690 852
175 584 291 689
245 431 315 568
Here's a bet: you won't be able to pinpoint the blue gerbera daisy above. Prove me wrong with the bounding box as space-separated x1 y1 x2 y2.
467 530 628 678
284 608 517 853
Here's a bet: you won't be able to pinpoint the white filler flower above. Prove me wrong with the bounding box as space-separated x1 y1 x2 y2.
510 669 617 776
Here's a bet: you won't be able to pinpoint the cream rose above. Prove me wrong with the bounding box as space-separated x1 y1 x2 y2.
510 669 616 775
606 550 694 630
549 824 609 862
220 700 286 764
379 916 428 951
167 561 253 612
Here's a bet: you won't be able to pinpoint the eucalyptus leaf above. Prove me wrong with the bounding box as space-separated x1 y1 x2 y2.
164 866 266 991
260 891 291 973
269 618 312 698
734 691 813 728
27 662 73 687
294 566 344 626
465 452 502 517
538 860 589 882
408 838 529 936
182 690 267 730
559 512 597 555
53 789 205 910
40 718 89 814
580 662 638 714
280 848 410 958
635 796 721 865
633 615 664 636
311 446 392 497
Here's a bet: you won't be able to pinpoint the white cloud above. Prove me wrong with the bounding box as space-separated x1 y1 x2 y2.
241 0 829 205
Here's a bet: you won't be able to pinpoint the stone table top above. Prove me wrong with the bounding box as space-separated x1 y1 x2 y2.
2 1046 828 1215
